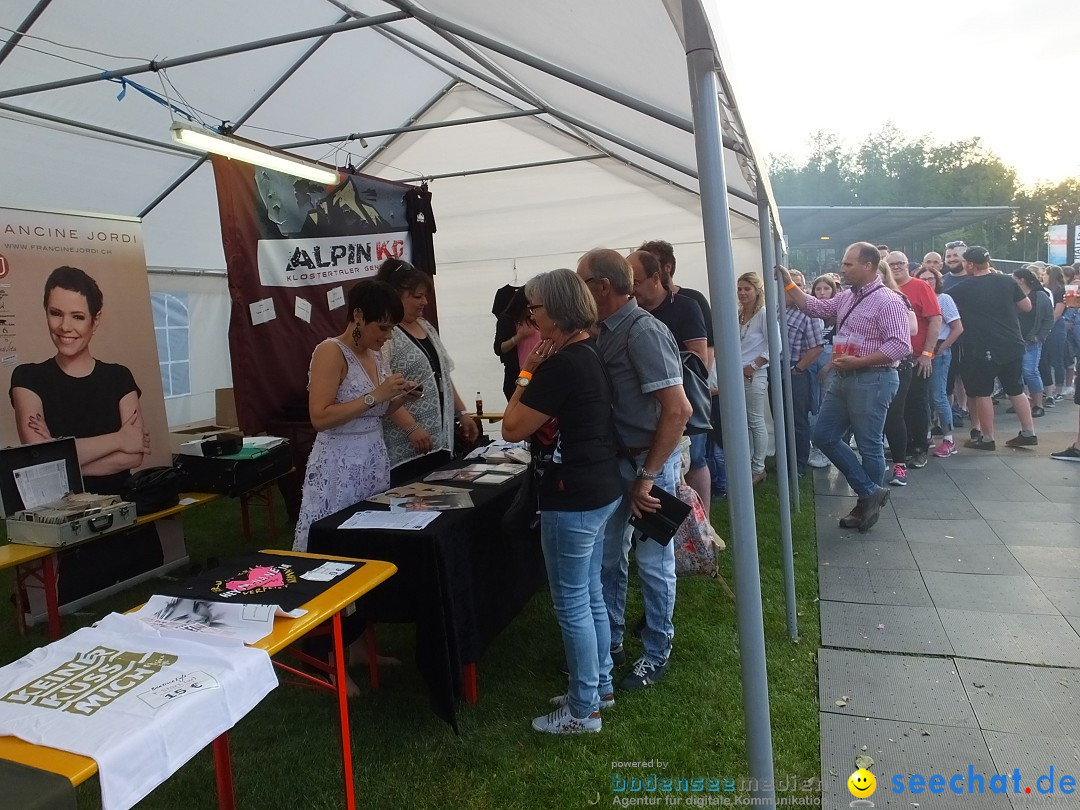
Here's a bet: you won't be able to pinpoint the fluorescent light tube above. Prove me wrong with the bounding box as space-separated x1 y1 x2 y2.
171 123 339 185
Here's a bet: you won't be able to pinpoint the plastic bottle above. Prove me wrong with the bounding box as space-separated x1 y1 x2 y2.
475 392 483 417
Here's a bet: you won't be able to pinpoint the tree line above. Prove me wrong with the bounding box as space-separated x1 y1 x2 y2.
768 129 1080 263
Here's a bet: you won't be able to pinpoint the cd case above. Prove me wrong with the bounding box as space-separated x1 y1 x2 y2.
628 485 691 545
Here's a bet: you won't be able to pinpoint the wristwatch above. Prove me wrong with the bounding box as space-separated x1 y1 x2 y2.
636 467 659 481
515 376 531 388
363 393 376 407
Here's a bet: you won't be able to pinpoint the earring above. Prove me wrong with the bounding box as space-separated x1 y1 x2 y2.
352 322 362 344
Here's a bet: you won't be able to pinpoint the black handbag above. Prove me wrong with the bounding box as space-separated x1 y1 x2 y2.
500 453 547 538
121 466 181 516
681 351 712 434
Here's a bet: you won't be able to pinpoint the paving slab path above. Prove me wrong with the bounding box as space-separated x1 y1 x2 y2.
816 399 1080 809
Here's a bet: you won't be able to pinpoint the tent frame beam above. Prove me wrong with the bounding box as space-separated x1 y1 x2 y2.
139 13 354 219
0 0 54 67
386 0 702 136
0 12 410 101
0 101 200 156
413 153 604 182
275 108 542 150
327 6 753 204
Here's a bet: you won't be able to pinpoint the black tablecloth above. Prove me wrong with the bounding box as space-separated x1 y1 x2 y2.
308 465 545 728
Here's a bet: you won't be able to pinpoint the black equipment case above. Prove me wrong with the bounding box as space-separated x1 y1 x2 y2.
172 442 291 496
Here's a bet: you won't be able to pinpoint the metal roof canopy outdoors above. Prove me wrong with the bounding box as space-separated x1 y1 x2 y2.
0 1 792 803
780 205 1014 250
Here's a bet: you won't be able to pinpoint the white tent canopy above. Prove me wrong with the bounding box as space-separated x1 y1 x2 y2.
1 2 787 799
0 0 777 422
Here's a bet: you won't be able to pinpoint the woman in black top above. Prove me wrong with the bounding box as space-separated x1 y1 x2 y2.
502 268 622 735
9 266 148 494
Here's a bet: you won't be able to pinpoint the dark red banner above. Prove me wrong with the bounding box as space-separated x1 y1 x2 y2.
211 157 417 433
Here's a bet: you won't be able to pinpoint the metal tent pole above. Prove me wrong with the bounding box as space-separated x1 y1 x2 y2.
773 239 800 513
758 207 799 640
775 272 801 512
682 2 775 805
0 0 54 67
0 12 409 101
275 108 543 150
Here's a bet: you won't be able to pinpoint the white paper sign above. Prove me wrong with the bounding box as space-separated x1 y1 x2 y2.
338 510 439 530
294 296 312 323
300 562 354 582
327 286 346 310
249 298 276 326
13 459 69 510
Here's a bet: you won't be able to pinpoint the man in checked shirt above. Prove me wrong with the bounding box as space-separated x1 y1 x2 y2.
778 243 912 532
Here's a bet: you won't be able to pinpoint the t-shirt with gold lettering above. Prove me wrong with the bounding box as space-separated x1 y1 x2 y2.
0 613 276 810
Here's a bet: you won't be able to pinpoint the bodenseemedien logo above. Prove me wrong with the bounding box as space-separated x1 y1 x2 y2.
847 768 876 807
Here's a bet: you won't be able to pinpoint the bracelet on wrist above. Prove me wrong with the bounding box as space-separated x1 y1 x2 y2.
784 281 797 291
404 424 423 437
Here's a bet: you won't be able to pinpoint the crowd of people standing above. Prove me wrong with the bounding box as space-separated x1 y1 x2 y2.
780 240 1080 533
287 237 1080 733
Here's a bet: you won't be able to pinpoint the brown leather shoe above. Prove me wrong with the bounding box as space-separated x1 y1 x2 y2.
838 503 864 528
751 471 767 486
857 487 891 533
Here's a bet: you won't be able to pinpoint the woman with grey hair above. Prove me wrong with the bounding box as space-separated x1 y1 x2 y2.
502 268 623 735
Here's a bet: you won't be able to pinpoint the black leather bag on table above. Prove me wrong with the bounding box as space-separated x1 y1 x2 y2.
121 466 181 516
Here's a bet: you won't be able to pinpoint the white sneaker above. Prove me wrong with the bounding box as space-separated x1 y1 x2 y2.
532 703 602 734
1064 386 1076 398
807 448 830 468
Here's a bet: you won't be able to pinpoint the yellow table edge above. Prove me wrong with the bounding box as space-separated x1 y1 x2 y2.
0 550 396 786
0 542 52 569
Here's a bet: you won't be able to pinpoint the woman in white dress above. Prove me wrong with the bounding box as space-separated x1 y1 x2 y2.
293 280 421 552
377 259 479 484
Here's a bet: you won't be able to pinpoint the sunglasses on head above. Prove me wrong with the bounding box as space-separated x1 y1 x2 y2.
945 241 966 249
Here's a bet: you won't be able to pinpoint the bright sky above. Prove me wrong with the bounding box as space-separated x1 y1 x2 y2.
717 0 1080 188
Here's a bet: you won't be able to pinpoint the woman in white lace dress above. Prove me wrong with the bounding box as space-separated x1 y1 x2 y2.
293 281 421 552
377 259 479 484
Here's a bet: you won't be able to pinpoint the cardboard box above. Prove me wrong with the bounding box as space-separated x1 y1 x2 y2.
216 387 239 428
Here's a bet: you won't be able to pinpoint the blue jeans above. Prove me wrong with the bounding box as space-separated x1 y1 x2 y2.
1042 319 1066 389
1022 342 1044 394
707 441 726 494
601 447 680 665
808 346 831 414
687 432 707 470
929 348 953 434
790 366 813 473
541 496 622 718
812 369 899 498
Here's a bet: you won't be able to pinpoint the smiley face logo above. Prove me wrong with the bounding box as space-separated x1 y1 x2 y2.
847 768 876 797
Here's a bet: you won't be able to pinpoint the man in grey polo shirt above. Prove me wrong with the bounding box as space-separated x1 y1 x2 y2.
577 248 691 690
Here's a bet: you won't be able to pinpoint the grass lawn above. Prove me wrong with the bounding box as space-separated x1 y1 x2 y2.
0 470 819 809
